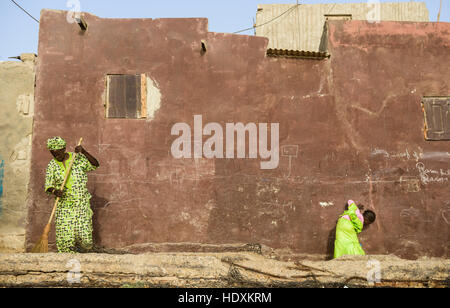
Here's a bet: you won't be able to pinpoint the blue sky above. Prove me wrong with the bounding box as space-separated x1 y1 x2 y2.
0 0 448 61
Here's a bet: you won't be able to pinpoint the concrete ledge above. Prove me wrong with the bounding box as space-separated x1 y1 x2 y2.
0 253 448 288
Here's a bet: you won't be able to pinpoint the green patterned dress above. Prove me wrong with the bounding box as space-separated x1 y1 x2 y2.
333 201 365 259
45 152 97 253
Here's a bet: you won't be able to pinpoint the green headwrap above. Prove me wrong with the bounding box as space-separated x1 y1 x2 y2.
47 137 66 151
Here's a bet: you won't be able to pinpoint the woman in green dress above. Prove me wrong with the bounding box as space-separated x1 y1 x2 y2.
333 200 376 259
45 137 99 253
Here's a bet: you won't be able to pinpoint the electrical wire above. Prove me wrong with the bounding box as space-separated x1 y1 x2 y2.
233 3 299 34
10 0 39 24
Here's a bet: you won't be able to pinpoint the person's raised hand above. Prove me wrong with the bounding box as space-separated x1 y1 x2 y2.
75 145 84 154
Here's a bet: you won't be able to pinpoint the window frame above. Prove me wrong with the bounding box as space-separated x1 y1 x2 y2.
105 74 147 119
422 96 450 141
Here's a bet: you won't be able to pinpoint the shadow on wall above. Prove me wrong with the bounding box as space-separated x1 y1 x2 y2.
326 223 337 260
89 192 110 247
319 22 328 52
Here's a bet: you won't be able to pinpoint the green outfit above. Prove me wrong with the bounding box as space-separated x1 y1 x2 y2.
47 137 66 151
45 152 97 253
333 202 365 259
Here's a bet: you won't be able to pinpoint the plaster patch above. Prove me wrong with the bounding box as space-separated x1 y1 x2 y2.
16 94 34 117
146 77 161 121
319 202 334 208
181 211 190 221
10 136 31 165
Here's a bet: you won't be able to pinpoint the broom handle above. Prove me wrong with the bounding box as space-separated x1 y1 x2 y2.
46 138 83 226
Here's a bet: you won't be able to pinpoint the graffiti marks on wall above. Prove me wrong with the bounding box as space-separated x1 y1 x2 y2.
416 162 450 185
441 203 450 225
371 148 421 161
281 145 298 178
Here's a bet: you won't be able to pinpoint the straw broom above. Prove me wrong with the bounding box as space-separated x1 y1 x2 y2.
31 138 83 253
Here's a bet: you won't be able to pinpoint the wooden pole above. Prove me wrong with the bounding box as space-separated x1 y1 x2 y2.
437 0 442 22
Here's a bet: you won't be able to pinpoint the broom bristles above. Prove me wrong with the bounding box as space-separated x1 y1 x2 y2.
31 237 48 253
31 224 50 253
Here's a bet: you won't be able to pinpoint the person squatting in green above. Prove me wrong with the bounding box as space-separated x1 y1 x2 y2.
334 200 376 259
45 137 100 253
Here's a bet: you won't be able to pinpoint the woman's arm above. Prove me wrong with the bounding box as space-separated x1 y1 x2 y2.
347 200 363 233
75 146 99 168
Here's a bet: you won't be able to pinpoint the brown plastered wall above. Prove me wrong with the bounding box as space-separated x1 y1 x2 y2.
27 10 450 259
327 20 450 259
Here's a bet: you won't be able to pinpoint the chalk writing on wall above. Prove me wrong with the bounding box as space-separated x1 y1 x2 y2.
281 145 299 178
416 162 450 185
371 148 422 161
371 148 450 163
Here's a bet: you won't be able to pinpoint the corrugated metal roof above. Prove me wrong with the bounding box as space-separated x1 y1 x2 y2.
267 48 330 60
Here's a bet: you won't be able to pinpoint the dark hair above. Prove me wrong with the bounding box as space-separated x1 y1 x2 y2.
363 210 376 224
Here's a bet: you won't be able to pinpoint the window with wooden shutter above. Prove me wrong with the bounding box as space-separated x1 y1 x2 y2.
422 97 450 140
105 74 147 119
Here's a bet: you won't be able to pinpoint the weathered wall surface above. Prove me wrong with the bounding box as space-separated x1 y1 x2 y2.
255 2 429 51
27 10 449 259
327 20 450 259
0 54 36 253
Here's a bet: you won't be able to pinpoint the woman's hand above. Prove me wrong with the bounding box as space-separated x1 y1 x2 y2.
52 189 64 198
75 145 84 154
